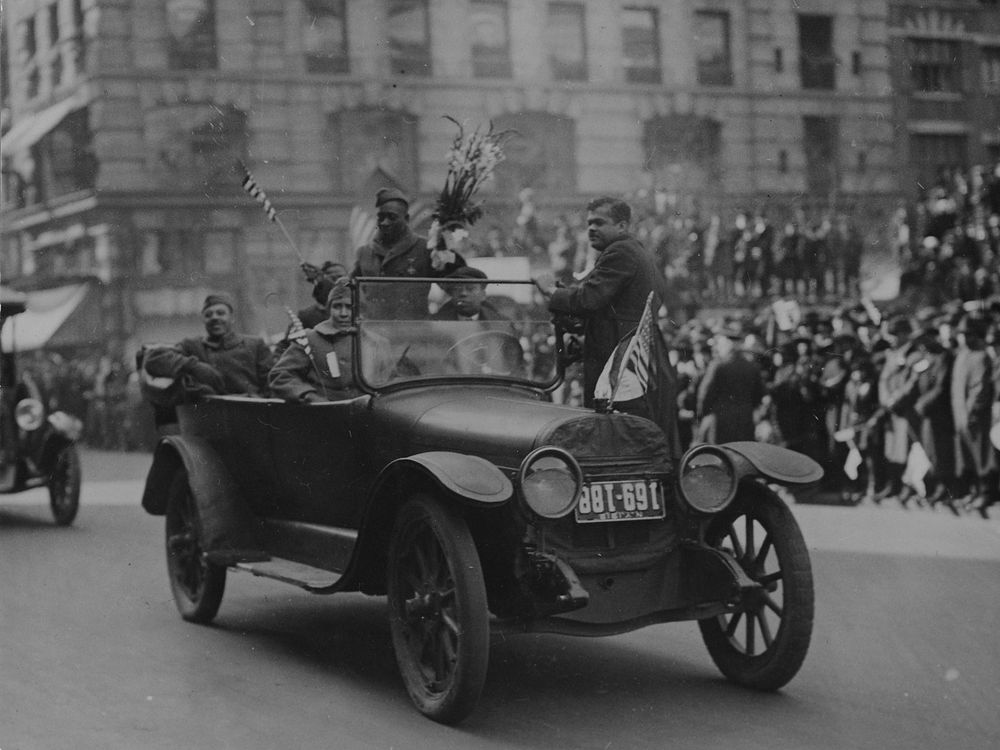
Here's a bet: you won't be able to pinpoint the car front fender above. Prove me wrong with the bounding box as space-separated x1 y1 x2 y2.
375 451 514 507
720 441 823 485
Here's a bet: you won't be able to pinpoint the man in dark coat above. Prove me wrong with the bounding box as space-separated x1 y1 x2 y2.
949 315 997 516
544 196 667 407
696 324 766 443
350 187 465 318
432 267 509 323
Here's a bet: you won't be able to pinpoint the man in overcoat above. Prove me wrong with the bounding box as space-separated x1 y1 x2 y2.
696 325 766 444
950 314 997 516
544 196 667 406
350 187 465 318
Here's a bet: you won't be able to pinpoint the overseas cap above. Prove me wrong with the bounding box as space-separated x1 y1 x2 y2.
375 187 409 208
202 292 235 312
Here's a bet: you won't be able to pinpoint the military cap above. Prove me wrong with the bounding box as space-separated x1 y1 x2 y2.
375 187 409 208
202 292 235 312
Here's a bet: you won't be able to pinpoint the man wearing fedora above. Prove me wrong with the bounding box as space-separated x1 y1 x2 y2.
349 187 466 318
144 292 275 400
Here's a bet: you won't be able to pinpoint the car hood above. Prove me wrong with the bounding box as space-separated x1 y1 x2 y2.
367 386 672 472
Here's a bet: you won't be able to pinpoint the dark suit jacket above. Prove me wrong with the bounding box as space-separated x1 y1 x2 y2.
352 229 465 318
547 235 665 405
697 352 765 443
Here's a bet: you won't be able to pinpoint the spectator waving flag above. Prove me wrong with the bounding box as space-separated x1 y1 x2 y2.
241 165 277 222
594 292 682 459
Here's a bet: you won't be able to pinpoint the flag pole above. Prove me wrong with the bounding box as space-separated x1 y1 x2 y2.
239 160 308 270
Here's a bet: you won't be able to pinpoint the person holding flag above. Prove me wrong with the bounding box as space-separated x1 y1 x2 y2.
540 197 669 407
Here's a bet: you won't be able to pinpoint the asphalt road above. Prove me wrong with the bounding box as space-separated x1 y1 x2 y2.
1 451 999 750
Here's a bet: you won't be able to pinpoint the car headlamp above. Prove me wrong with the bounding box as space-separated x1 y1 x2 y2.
15 398 45 431
677 444 737 514
518 447 582 519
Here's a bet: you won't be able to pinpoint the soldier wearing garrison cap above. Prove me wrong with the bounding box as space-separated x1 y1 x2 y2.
348 186 466 318
143 292 275 407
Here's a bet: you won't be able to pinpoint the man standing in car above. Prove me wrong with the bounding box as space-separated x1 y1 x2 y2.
349 187 465 318
541 196 667 407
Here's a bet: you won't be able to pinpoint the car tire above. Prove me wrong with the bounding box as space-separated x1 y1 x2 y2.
165 468 226 624
698 492 813 691
386 494 489 724
48 445 81 526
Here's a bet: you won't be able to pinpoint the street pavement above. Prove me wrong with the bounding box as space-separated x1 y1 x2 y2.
2 449 999 750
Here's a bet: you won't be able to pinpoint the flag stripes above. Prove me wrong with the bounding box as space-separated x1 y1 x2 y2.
241 166 277 222
609 292 655 405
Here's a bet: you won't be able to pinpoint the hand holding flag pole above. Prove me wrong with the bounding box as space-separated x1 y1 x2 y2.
239 161 314 278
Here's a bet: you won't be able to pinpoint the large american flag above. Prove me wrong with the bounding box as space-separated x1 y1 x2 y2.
594 292 655 406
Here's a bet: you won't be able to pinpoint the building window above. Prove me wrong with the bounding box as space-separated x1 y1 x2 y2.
775 47 783 73
470 0 511 78
388 0 431 76
803 116 839 196
167 0 217 70
622 7 661 84
798 14 835 90
48 4 60 45
779 149 788 173
492 112 577 196
694 10 732 86
981 46 1000 94
547 2 587 82
907 38 961 93
303 0 349 73
204 230 237 274
70 0 87 75
51 48 63 87
1 26 10 107
325 108 419 194
21 16 37 59
910 133 967 186
857 150 867 174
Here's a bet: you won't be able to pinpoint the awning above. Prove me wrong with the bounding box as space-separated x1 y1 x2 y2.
1 282 103 352
0 91 88 155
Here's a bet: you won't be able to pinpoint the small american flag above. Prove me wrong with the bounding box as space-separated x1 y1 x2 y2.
595 292 655 405
285 307 312 357
241 165 277 222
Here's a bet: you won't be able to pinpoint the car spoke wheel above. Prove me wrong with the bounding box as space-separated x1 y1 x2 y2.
48 446 81 526
387 495 489 724
698 493 813 690
165 469 226 623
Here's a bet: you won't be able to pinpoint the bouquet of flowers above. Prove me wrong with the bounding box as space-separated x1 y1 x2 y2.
433 116 515 229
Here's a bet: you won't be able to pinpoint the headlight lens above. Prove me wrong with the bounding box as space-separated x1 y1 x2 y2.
15 398 45 431
519 447 582 519
678 445 737 514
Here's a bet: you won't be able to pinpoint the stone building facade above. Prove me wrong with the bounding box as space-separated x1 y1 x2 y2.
1 0 897 352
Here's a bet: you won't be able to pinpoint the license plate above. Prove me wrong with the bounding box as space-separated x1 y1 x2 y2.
575 479 665 523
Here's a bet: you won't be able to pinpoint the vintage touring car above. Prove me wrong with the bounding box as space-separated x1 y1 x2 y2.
140 277 821 724
1 285 82 526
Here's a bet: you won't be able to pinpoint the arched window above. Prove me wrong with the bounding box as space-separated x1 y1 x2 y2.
643 114 722 209
325 108 419 198
492 111 576 197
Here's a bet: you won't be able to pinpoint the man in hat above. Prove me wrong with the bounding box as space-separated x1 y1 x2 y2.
268 284 393 402
696 322 766 444
143 292 275 403
950 314 998 517
432 267 508 322
348 187 466 318
540 196 668 407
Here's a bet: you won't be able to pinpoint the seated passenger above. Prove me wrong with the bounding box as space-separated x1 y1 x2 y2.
268 285 391 402
144 292 275 398
432 267 509 323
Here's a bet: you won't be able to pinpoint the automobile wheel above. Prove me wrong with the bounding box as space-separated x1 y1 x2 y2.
48 445 81 526
698 493 813 691
165 469 226 623
386 494 489 724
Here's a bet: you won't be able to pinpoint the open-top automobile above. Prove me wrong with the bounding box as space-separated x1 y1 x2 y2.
140 277 821 724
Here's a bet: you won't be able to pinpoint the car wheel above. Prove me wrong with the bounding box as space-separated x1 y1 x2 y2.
698 493 813 691
386 494 489 724
165 469 226 623
48 445 81 526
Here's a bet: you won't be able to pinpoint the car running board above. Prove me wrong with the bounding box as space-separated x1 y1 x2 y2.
234 557 342 590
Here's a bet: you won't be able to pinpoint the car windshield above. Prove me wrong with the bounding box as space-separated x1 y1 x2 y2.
355 277 559 390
